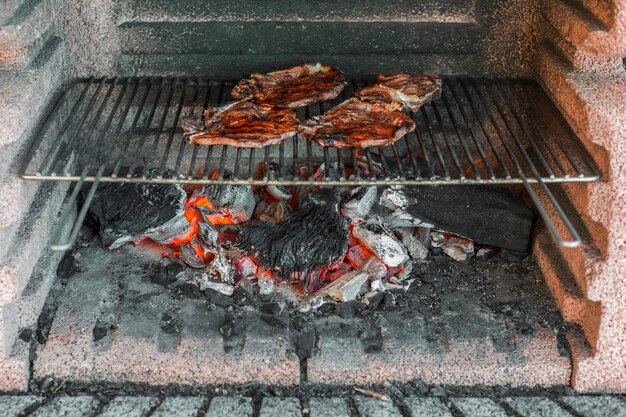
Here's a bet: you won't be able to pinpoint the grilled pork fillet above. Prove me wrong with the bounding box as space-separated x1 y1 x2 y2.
231 63 347 108
355 73 442 111
182 101 298 148
299 98 416 148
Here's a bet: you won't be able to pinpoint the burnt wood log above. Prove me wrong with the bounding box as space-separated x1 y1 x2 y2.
89 181 187 249
238 188 349 291
380 186 534 252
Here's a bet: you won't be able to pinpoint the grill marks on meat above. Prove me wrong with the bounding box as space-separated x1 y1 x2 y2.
299 98 416 148
231 63 347 108
356 73 442 111
182 101 298 148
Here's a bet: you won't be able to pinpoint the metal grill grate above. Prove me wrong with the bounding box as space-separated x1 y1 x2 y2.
21 77 598 185
18 77 600 250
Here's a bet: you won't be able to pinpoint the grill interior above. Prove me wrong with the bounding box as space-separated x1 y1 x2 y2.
19 76 600 250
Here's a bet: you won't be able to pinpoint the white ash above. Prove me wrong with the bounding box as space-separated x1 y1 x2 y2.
209 251 235 284
370 278 385 292
200 276 235 296
395 228 428 260
352 219 409 267
235 257 258 279
431 231 447 248
131 216 191 249
476 246 499 260
341 186 377 221
379 187 434 229
318 257 386 302
258 274 275 295
443 237 475 262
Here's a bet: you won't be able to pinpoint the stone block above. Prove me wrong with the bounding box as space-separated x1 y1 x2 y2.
260 398 302 417
354 397 402 417
99 396 157 417
503 397 571 417
151 397 205 417
30 396 100 417
404 397 452 417
560 395 626 417
206 397 253 417
308 398 350 417
0 395 42 417
450 398 508 417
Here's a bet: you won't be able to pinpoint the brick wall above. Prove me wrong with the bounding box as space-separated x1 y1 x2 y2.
533 0 626 393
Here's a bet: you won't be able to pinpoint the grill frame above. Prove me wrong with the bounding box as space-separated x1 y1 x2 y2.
18 76 600 250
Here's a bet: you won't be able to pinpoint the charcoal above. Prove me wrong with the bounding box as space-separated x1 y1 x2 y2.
500 248 529 262
152 262 184 287
335 300 365 318
352 219 409 267
209 252 235 284
318 258 386 302
442 237 474 262
179 243 206 268
258 273 275 295
198 222 219 248
199 183 256 223
476 245 499 260
380 186 534 252
238 189 349 289
395 228 428 260
341 186 377 221
89 181 187 249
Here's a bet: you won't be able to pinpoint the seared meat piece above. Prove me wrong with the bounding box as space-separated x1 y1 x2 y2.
182 101 298 148
231 63 347 108
299 98 416 148
355 73 442 111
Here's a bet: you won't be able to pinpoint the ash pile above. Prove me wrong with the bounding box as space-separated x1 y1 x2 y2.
87 165 534 311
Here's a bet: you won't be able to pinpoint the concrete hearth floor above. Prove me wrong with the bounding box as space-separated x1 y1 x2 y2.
33 238 572 388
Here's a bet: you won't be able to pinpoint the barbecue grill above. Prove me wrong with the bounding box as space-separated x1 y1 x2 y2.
1 0 624 396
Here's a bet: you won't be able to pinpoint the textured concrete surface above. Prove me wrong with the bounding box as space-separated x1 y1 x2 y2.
151 397 206 417
309 398 351 417
354 397 402 417
206 397 253 417
561 395 626 417
259 398 302 417
543 0 626 56
116 0 476 24
99 396 156 417
0 395 42 417
30 396 100 417
404 397 452 417
34 245 300 386
505 397 572 417
450 398 508 417
0 395 623 416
